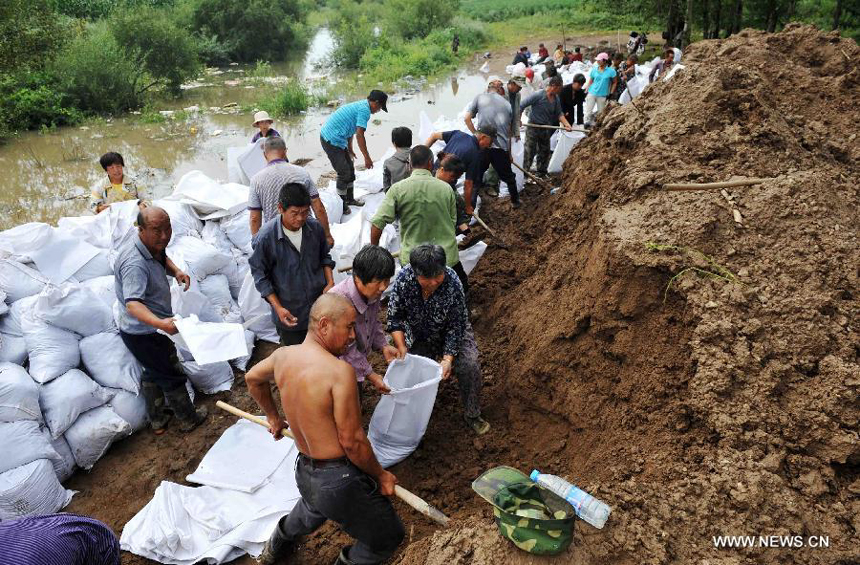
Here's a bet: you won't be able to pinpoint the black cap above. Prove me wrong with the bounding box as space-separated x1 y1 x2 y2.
368 90 388 112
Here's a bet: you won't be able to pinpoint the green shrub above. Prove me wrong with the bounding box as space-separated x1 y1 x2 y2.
111 7 201 95
330 0 378 69
383 0 459 40
0 72 83 134
0 0 69 70
46 0 177 20
194 33 235 66
258 81 311 116
191 0 311 62
247 60 274 82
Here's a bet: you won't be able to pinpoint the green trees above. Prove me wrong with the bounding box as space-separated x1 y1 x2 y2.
384 0 459 40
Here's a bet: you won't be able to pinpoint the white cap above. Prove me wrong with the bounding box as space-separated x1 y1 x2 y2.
252 110 273 126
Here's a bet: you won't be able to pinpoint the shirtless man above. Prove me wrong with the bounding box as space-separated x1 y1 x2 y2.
246 293 405 565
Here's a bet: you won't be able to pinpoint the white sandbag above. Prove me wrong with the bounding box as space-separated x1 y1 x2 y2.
34 283 115 337
174 315 248 366
0 459 74 520
29 230 100 284
460 241 488 275
57 213 112 249
201 221 235 254
0 362 41 422
64 405 131 470
0 223 54 262
171 282 223 323
169 236 232 279
219 210 253 255
237 139 267 184
80 330 142 394
171 171 250 219
0 291 6 316
368 355 442 468
198 274 243 324
238 271 279 343
21 311 81 384
153 199 203 239
81 275 117 310
499 138 524 197
317 190 343 225
0 333 27 365
219 257 249 300
231 330 256 372
181 359 234 395
70 249 112 281
47 433 77 482
40 368 115 439
109 390 148 433
0 295 36 337
0 420 60 474
547 131 586 174
0 259 48 302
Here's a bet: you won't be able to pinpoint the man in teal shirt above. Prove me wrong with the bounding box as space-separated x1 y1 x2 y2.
320 90 388 214
370 145 470 295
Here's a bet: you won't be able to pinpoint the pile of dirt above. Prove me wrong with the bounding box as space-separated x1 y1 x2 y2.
399 24 858 565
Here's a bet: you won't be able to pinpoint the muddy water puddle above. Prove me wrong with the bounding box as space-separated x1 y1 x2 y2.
0 27 493 229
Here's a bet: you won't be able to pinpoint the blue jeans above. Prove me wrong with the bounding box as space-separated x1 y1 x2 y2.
275 455 405 564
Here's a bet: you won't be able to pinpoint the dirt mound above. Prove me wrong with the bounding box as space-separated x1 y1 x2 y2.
401 24 858 565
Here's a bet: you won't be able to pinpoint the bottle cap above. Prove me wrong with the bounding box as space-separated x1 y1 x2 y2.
529 470 540 482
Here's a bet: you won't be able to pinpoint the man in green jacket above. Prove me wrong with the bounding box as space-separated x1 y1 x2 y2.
370 145 470 295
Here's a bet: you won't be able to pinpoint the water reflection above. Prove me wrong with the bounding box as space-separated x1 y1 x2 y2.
0 27 492 230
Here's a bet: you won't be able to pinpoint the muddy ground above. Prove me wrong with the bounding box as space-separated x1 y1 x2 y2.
66 24 858 565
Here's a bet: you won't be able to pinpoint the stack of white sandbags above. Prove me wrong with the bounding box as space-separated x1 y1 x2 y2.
0 362 75 519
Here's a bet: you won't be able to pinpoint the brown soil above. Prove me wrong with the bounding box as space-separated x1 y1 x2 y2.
65 24 858 565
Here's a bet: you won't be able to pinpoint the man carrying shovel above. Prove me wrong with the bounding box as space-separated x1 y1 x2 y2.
246 293 405 565
520 75 572 178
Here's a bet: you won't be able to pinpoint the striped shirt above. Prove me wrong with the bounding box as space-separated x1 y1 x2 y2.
320 100 371 149
0 513 120 565
248 160 319 224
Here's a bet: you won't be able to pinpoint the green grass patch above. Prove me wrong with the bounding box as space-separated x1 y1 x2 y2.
645 242 740 303
462 0 580 22
257 80 312 116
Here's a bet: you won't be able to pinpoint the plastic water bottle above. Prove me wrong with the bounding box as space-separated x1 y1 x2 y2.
530 469 611 529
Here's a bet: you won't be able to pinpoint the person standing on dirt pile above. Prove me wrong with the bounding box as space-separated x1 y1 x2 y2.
0 513 120 565
91 151 145 214
649 48 676 83
382 126 412 191
464 81 521 208
609 53 625 101
250 183 335 346
561 73 587 126
520 76 573 178
512 46 530 67
583 52 617 125
320 90 388 215
369 145 469 295
247 293 405 565
387 244 491 435
251 110 280 143
434 155 471 235
249 136 332 246
114 207 207 434
328 245 402 395
423 123 495 217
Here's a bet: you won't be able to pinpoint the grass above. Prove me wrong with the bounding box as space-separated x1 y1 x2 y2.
256 80 313 117
461 0 581 22
645 242 741 303
246 60 274 84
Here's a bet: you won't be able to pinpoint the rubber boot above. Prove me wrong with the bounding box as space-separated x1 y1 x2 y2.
341 194 351 215
141 381 170 434
333 546 359 565
257 518 296 565
344 185 364 207
163 385 208 433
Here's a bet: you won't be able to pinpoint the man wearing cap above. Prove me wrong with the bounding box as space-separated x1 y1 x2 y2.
506 77 524 142
251 111 280 143
320 90 388 215
464 82 521 208
583 52 617 125
422 124 495 216
249 136 333 246
520 76 573 178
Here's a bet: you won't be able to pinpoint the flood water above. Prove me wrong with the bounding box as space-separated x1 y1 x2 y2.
0 28 494 229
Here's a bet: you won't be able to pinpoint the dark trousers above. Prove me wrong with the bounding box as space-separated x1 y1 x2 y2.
320 135 356 198
278 328 307 346
523 127 554 175
452 261 469 298
482 147 519 203
274 455 405 564
119 331 187 393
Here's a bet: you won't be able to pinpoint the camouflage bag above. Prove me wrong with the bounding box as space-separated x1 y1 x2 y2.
472 466 575 555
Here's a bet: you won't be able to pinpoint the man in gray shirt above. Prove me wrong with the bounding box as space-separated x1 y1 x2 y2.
249 137 333 246
114 207 208 434
464 80 521 207
520 75 573 177
249 183 336 346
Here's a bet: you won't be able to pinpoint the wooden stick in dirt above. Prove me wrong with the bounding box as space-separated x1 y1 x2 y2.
510 159 554 192
338 251 400 273
524 123 588 132
663 178 774 191
215 401 450 527
471 212 510 249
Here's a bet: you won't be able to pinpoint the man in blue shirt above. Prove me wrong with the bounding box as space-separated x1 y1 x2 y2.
320 90 388 215
423 123 495 216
